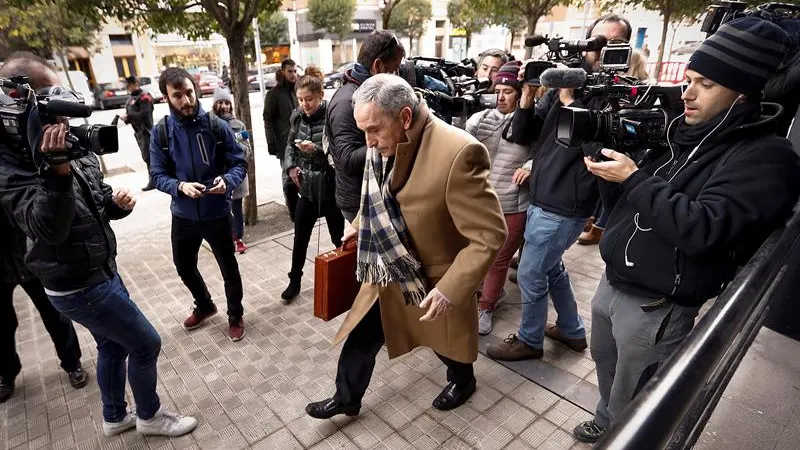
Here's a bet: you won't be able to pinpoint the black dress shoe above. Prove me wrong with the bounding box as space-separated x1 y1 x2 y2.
0 376 15 403
432 378 476 411
305 398 360 419
68 367 89 389
142 183 156 192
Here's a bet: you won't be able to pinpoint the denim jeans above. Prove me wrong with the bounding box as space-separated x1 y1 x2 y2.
517 206 588 348
48 275 162 422
232 198 245 240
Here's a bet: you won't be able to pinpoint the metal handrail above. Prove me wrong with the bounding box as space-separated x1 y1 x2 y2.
595 206 800 450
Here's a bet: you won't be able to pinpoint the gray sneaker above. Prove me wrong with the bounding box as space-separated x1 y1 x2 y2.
478 309 493 335
136 407 198 437
103 412 136 437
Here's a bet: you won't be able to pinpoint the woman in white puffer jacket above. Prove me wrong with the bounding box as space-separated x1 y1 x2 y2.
466 61 534 335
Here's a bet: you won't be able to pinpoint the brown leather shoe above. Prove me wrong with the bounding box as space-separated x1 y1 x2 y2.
578 225 603 245
183 306 218 330
487 334 543 361
582 217 594 233
544 324 588 352
228 318 245 342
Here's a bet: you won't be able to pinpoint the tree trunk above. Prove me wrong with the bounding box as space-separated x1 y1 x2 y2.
525 16 538 59
227 30 259 225
510 29 517 53
656 11 671 83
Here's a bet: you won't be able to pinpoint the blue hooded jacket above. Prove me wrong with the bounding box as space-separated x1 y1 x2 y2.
149 105 247 221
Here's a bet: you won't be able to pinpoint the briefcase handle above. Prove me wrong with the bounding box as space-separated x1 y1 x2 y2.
320 239 357 258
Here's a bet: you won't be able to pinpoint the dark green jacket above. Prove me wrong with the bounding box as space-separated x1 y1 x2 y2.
284 101 335 204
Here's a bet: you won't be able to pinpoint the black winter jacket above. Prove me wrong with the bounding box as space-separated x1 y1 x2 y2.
0 150 131 291
285 102 335 204
263 81 297 160
600 104 800 306
0 207 33 284
507 89 604 219
325 77 366 216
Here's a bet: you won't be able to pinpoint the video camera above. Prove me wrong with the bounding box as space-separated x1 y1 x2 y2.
701 1 800 37
534 40 683 164
398 56 498 121
523 34 609 69
0 76 118 166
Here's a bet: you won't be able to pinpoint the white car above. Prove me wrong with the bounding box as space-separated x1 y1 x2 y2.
138 76 164 103
57 70 95 109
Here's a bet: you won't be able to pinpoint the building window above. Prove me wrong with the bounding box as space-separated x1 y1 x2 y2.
115 56 138 78
436 20 446 29
109 34 134 46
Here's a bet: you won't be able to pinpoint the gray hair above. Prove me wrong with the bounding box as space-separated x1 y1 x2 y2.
352 74 420 117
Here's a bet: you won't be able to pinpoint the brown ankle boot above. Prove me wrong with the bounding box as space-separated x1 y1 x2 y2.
578 225 603 245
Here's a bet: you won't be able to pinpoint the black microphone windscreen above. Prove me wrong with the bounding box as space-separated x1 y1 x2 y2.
540 68 587 89
586 35 608 52
524 35 548 47
40 100 93 118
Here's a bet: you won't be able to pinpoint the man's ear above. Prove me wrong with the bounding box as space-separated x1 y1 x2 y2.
370 59 381 75
401 107 413 130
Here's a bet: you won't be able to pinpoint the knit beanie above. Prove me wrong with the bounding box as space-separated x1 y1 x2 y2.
687 17 789 96
213 87 233 103
492 61 522 93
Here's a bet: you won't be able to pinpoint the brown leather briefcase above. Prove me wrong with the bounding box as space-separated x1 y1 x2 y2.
314 241 361 321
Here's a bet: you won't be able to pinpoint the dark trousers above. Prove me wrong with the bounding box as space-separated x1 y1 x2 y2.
171 215 244 319
136 132 153 186
232 198 244 240
0 279 82 379
290 196 345 279
333 302 474 406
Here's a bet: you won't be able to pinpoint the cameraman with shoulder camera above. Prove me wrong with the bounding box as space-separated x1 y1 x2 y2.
486 13 632 362
575 18 800 443
0 53 197 437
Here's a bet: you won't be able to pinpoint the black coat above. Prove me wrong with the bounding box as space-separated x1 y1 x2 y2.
507 89 603 219
600 104 800 306
325 79 365 216
0 148 131 291
125 88 154 142
263 81 297 160
0 207 33 284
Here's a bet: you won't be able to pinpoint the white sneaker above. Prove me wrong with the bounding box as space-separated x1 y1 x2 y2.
136 407 198 437
478 309 493 336
103 412 137 437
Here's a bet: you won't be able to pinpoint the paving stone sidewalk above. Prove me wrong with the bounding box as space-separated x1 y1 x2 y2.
1 205 604 450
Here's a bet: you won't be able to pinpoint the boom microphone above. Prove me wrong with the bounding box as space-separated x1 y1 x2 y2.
524 34 548 47
540 68 588 89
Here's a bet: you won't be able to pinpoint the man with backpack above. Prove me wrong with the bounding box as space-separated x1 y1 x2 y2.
150 67 248 342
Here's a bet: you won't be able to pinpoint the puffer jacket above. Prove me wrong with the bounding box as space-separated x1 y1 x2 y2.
0 149 130 291
285 101 335 204
466 108 533 214
0 206 33 284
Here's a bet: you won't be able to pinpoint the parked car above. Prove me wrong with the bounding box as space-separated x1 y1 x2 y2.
247 69 262 91
193 72 222 97
261 63 304 90
138 76 164 103
57 70 95 109
324 62 355 89
93 81 129 110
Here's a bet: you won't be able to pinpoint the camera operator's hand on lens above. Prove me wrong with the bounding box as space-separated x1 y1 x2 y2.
584 149 638 183
113 188 136 210
40 124 70 175
298 140 316 153
207 176 226 195
513 168 531 185
559 89 576 107
288 167 302 188
120 115 128 124
179 182 206 199
520 84 537 109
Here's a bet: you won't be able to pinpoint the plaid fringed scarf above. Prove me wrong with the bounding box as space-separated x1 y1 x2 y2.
356 148 428 305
